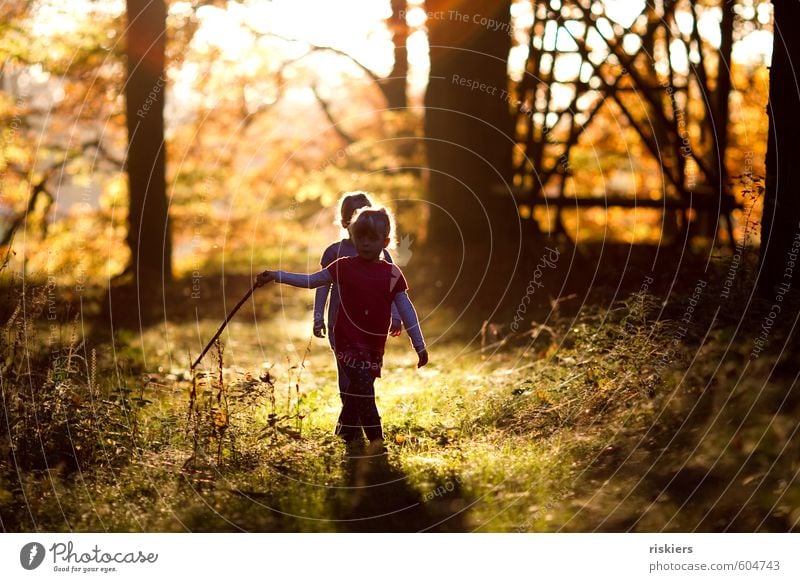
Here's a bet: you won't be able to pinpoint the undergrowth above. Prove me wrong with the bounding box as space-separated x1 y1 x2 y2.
2 268 799 532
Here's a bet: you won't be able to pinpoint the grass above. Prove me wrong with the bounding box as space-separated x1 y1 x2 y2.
2 266 800 532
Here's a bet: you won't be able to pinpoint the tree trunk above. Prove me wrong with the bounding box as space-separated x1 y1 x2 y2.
424 0 517 250
382 0 408 109
124 0 172 289
715 0 734 186
759 0 800 296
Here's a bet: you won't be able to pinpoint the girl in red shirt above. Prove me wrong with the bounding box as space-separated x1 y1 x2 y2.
256 208 427 449
313 192 402 404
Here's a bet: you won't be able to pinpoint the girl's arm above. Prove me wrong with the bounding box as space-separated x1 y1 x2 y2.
394 291 428 367
313 286 331 336
255 269 333 289
313 264 332 336
389 300 402 335
383 251 402 333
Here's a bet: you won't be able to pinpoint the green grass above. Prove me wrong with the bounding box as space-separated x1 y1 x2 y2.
3 279 800 532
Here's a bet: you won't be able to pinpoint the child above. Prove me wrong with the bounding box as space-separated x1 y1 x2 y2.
314 192 402 403
255 207 427 448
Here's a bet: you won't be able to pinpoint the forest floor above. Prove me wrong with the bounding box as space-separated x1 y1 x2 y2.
3 255 800 532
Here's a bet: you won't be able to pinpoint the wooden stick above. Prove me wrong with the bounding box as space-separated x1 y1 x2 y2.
191 285 256 370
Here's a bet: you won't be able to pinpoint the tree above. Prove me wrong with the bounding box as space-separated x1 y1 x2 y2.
124 0 172 289
759 0 800 295
382 0 409 110
423 0 519 253
0 4 128 278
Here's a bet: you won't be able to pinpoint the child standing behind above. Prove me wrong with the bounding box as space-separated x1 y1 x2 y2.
255 207 427 448
314 192 402 402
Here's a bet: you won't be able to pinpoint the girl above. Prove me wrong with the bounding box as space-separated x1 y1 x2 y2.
314 192 402 402
256 207 427 447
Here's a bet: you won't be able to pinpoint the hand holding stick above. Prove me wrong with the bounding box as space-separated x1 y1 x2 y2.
255 270 275 287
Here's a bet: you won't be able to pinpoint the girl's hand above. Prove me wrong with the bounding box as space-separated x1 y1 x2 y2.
389 318 402 337
255 270 275 288
313 320 327 338
416 348 428 368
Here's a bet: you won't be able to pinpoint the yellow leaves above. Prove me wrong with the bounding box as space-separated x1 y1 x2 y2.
99 175 128 210
1 143 29 166
0 180 29 206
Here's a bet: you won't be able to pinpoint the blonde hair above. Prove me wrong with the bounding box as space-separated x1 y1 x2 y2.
336 191 372 229
348 207 396 250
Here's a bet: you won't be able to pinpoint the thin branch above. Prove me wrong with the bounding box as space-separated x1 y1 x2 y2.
263 31 383 86
311 85 356 145
577 1 721 186
0 179 53 247
242 27 390 101
1 139 108 247
93 141 126 170
536 2 680 188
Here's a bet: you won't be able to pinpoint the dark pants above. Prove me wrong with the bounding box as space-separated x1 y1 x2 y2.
336 362 383 442
335 358 350 402
329 338 350 401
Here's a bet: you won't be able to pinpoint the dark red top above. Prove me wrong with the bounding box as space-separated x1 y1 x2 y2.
326 256 408 377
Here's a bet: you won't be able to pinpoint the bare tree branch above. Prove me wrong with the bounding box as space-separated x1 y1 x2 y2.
242 27 388 98
1 139 108 247
311 85 356 145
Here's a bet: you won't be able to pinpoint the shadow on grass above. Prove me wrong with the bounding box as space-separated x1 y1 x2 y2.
159 437 472 533
333 443 471 532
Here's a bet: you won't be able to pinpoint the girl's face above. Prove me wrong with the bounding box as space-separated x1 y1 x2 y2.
353 230 389 262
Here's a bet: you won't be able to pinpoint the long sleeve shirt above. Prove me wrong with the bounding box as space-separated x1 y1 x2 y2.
275 268 425 351
313 240 401 329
